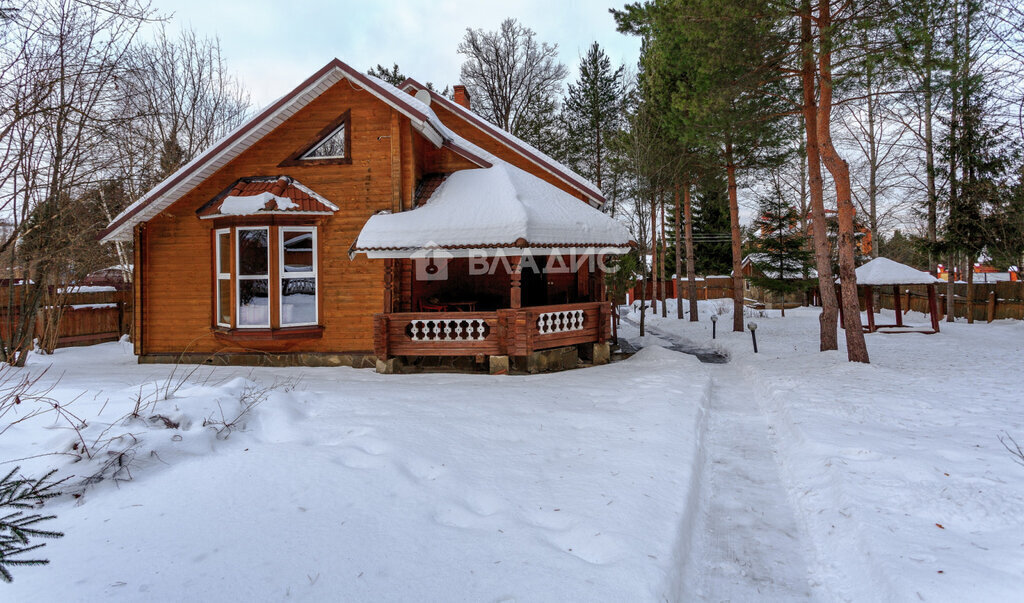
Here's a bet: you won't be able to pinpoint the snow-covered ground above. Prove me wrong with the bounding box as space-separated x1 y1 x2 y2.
2 302 1023 601
2 340 710 601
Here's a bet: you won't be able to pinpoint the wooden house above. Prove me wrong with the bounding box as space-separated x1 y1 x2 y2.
100 59 632 373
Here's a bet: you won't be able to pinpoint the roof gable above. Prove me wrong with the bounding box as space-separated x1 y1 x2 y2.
99 59 494 242
399 78 605 207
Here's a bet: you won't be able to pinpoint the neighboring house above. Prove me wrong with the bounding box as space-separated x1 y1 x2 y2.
100 59 632 372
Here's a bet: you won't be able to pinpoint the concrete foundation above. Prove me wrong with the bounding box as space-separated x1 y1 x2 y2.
489 355 510 375
139 352 377 368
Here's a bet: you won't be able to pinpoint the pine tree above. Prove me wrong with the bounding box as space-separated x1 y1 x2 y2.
562 42 625 192
749 183 815 316
0 467 65 582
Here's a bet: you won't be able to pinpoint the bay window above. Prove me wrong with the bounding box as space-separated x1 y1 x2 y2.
213 225 320 332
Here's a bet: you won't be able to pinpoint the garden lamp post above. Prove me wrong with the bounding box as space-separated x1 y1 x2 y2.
711 314 718 339
748 321 758 353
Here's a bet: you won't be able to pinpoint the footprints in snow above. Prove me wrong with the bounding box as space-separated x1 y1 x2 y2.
327 431 624 565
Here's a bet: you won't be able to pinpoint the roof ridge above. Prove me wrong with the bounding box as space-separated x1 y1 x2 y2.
399 78 605 206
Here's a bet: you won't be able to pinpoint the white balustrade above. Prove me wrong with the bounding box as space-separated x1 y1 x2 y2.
536 309 585 334
406 318 490 342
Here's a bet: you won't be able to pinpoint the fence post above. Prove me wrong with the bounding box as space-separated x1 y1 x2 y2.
987 291 996 323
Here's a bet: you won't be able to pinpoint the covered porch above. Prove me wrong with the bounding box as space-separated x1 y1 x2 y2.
352 162 632 373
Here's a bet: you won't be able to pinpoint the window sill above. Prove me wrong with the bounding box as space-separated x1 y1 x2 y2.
213 325 324 343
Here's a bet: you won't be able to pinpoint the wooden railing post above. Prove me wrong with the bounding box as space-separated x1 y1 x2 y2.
510 256 522 309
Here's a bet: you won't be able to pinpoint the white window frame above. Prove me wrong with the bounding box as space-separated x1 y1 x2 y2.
278 226 318 327
300 123 346 160
235 226 271 329
215 228 232 327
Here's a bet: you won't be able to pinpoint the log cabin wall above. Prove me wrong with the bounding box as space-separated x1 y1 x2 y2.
138 79 418 357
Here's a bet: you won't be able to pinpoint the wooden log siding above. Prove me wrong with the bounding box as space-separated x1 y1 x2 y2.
135 79 407 357
373 302 610 359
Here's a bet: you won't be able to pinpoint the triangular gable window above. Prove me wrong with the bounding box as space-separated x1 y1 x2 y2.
302 123 346 159
279 109 352 167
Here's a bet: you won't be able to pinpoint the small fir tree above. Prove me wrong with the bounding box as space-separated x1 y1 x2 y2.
749 185 815 315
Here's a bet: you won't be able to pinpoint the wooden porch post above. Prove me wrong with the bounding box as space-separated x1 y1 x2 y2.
510 256 522 309
928 284 940 333
892 285 903 327
865 285 875 332
384 259 395 312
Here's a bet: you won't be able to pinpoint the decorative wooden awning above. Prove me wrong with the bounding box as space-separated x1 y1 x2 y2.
196 176 338 218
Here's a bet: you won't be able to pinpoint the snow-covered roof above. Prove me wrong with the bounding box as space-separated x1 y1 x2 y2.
197 176 337 218
849 257 939 286
352 162 631 258
99 59 496 243
400 78 605 207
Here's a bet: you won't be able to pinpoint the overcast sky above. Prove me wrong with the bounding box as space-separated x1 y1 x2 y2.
153 0 642 108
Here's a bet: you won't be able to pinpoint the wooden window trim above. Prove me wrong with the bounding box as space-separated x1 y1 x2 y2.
279 109 352 167
235 226 271 329
279 226 319 328
213 325 324 343
212 224 323 337
214 228 232 328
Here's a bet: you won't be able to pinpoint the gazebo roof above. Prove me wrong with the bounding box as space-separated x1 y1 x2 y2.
850 257 939 286
351 162 633 258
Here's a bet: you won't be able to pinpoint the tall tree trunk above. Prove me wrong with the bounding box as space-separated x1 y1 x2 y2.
684 182 699 321
725 142 744 332
661 197 668 317
866 64 879 258
818 0 869 363
800 1 839 351
674 183 683 319
947 0 960 323
651 193 658 310
923 5 938 274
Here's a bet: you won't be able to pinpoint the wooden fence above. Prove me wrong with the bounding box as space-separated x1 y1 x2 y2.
0 287 132 349
629 276 735 303
869 281 1024 322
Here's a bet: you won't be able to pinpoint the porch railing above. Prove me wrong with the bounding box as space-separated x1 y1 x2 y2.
373 301 611 359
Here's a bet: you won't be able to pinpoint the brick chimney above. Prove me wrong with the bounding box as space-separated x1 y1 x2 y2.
453 85 471 110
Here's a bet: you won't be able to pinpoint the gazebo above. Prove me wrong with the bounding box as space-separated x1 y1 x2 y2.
840 257 942 334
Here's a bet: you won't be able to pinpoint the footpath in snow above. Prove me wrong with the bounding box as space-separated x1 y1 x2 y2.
627 299 1024 601
622 314 817 600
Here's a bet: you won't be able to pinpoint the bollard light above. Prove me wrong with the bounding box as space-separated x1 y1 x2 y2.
747 321 758 353
710 314 718 339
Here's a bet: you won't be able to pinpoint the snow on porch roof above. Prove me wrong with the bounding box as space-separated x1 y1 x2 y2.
352 162 633 258
846 257 940 286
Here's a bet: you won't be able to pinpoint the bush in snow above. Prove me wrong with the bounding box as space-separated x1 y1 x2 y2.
999 432 1024 468
0 467 65 582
